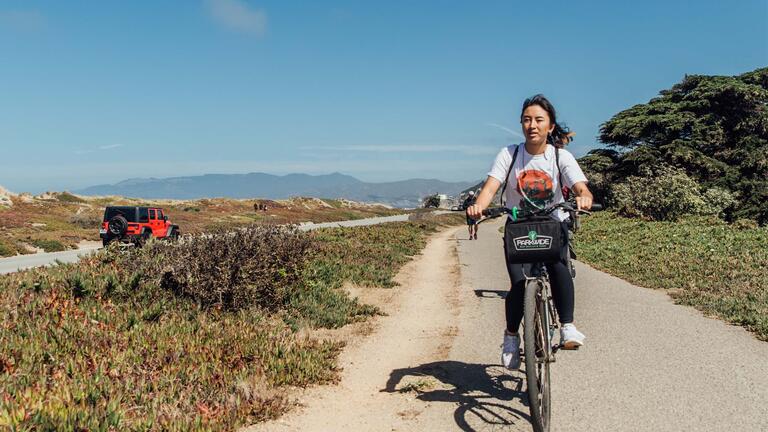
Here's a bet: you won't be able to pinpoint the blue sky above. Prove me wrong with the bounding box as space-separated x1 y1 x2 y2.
1 0 766 193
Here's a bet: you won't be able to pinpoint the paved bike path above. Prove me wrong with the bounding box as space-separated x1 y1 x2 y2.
456 218 768 432
0 246 102 275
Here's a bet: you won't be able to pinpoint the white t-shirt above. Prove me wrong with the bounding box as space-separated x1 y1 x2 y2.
487 143 588 222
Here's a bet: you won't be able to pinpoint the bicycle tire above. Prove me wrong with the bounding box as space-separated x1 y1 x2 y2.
524 278 552 432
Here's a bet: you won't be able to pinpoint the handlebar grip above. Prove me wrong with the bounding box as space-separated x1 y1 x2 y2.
482 208 506 218
590 204 603 211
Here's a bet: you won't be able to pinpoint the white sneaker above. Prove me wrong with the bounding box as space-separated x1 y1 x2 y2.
560 323 586 349
501 331 521 370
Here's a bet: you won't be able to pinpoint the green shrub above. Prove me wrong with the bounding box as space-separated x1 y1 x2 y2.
56 192 86 203
610 165 736 222
67 272 92 298
31 239 66 252
0 241 14 257
700 187 737 218
70 211 102 229
578 148 621 205
733 218 760 230
122 225 312 311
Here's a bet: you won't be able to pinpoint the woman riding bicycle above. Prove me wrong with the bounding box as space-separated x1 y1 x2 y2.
466 94 594 370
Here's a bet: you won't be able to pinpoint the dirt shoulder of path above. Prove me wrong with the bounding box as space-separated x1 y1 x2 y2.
244 226 464 432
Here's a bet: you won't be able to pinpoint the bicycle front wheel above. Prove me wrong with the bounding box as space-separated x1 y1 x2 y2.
524 279 552 432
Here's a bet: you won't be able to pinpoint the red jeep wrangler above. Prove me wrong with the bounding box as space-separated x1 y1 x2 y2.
100 206 180 247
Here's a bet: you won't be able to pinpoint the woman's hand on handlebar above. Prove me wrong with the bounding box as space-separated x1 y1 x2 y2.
575 195 593 211
466 204 484 220
572 181 594 211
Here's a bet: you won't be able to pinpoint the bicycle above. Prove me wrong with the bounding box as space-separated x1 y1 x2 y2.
476 200 600 432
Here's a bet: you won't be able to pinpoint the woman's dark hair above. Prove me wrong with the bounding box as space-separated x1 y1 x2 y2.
520 94 574 148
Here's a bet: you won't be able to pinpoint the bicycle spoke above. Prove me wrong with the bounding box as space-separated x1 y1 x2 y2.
535 305 547 420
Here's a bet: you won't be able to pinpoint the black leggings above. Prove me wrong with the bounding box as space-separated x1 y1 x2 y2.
503 221 574 333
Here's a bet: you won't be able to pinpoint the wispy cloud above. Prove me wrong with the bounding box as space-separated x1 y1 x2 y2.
0 10 46 32
300 144 497 155
75 144 123 155
206 0 267 36
98 144 123 150
487 122 525 139
304 145 472 153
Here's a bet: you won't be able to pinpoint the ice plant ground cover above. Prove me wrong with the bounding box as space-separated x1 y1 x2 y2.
0 213 462 431
574 211 768 340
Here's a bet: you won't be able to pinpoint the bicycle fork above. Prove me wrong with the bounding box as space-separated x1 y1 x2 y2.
543 289 580 361
539 291 559 363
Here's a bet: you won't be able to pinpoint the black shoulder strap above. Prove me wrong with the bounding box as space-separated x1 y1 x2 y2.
555 146 566 199
499 144 519 207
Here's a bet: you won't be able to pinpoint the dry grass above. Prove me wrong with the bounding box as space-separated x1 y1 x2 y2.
0 193 402 257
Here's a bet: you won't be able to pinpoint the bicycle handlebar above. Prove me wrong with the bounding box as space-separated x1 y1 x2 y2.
481 202 602 220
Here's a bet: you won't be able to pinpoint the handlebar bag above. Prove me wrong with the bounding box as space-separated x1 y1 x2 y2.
503 216 563 264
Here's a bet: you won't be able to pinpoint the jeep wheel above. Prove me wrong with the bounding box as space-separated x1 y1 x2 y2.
108 215 128 237
135 230 151 248
167 227 180 242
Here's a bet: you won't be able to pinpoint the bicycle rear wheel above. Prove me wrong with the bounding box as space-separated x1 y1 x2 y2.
524 279 552 432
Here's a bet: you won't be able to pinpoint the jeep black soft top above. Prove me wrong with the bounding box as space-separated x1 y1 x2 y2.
103 206 146 223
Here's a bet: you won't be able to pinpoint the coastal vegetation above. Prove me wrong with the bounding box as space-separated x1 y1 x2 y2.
575 212 767 340
0 193 401 257
575 67 768 340
580 67 767 225
0 214 461 430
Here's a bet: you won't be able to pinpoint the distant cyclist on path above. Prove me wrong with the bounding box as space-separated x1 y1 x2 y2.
462 190 479 240
466 94 594 370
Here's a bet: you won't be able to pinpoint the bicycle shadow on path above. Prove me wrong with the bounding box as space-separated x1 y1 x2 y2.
382 360 532 432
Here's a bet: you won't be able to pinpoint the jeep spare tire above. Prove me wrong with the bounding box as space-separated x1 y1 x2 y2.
108 215 128 236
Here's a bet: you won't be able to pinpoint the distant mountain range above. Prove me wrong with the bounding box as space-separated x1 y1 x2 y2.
74 172 477 208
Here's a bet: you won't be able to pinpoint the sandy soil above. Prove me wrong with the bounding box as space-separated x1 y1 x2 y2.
244 226 465 432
